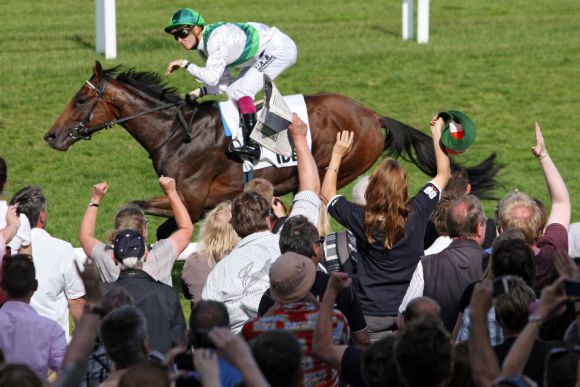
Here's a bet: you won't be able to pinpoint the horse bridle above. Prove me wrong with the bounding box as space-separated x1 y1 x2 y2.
68 78 188 141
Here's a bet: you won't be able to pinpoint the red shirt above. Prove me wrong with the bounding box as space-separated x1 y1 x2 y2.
535 223 568 289
242 301 349 387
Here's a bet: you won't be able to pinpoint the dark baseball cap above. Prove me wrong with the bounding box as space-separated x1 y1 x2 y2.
113 229 145 261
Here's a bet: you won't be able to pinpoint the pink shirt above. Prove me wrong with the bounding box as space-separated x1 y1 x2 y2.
0 301 67 377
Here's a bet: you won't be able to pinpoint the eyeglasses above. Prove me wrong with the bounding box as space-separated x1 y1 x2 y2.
173 27 192 40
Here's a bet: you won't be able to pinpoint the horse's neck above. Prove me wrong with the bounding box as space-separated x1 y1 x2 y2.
112 84 181 154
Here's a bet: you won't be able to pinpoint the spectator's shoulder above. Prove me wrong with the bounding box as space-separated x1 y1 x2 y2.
539 222 568 248
34 229 73 248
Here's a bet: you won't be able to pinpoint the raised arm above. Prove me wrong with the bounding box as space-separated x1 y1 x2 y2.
321 131 354 203
531 122 570 229
159 176 194 254
468 280 500 387
55 263 103 387
313 272 351 372
430 115 451 190
500 277 567 377
209 327 269 387
0 204 20 245
79 182 108 256
289 113 320 194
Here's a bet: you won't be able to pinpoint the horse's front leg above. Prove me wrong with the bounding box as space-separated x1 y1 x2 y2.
131 195 173 217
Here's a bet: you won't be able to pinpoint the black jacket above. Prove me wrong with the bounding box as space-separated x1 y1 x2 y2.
112 268 187 354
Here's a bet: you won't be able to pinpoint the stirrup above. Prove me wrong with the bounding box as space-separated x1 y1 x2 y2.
228 142 261 161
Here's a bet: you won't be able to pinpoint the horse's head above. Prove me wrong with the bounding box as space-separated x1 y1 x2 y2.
44 61 113 150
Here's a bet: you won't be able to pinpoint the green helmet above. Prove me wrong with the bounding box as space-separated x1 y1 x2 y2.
164 8 205 33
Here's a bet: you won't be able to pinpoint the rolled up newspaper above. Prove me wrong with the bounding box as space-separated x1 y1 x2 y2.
250 75 294 157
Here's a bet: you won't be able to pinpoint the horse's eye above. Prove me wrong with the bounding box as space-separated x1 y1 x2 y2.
75 98 86 107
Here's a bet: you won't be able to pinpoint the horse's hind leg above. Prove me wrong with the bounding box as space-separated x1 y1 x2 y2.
156 217 177 240
130 195 173 217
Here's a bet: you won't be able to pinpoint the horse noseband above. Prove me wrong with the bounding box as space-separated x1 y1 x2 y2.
68 79 108 141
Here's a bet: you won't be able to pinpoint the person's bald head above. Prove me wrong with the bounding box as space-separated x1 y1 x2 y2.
447 194 486 245
403 297 441 325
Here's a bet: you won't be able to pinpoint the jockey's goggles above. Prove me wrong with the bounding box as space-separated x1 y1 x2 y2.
173 27 192 40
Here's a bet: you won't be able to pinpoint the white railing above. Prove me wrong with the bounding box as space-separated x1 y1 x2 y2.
73 242 200 265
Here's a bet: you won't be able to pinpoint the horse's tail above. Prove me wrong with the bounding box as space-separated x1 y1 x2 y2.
380 116 502 199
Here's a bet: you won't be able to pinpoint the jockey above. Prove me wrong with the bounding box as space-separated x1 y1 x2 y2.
165 8 298 161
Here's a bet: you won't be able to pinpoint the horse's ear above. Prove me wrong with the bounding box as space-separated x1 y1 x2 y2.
93 61 103 83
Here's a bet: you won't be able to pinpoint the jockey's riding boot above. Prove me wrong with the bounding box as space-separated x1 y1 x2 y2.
229 113 261 161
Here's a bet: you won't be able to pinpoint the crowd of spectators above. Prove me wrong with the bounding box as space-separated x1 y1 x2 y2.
0 115 579 387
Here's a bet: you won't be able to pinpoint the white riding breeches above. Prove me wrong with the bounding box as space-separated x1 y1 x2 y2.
226 28 297 101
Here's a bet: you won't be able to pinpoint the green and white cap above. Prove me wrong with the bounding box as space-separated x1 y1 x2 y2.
165 8 205 33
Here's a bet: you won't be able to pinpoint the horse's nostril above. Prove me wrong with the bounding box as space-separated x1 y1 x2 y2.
45 133 56 143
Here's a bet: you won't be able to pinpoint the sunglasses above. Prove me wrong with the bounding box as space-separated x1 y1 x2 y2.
173 27 192 40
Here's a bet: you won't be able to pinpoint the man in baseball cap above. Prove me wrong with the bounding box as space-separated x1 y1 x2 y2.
110 229 187 354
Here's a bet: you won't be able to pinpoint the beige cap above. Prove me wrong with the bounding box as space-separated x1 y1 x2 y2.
269 252 316 304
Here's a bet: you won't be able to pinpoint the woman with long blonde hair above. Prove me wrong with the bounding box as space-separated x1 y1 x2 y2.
181 201 240 304
321 115 451 341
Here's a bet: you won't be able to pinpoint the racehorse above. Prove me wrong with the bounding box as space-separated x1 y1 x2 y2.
45 61 500 234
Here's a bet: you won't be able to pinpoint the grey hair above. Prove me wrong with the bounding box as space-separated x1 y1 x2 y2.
10 186 47 227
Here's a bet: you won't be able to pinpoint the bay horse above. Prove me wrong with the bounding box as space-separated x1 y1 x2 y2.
45 61 500 235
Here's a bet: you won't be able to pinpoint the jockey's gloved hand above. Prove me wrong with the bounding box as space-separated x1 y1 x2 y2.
185 87 207 103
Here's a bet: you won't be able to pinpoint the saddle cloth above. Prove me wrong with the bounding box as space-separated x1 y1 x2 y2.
218 95 312 172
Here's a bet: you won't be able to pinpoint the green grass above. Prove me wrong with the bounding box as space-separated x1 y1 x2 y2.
3 0 580 317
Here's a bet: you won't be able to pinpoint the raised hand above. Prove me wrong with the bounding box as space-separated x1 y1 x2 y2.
5 204 20 229
535 277 568 320
165 60 186 76
75 262 102 306
194 349 221 386
471 280 493 316
329 272 351 293
159 175 177 193
288 113 308 139
209 327 253 366
430 115 445 135
91 182 108 201
332 131 354 158
531 121 548 160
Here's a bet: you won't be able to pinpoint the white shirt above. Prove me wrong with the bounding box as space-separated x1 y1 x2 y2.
0 200 31 254
29 228 86 340
202 191 320 333
398 261 425 314
398 237 453 313
187 22 277 88
424 235 452 256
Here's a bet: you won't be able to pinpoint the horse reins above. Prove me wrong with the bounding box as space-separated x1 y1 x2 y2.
68 79 192 143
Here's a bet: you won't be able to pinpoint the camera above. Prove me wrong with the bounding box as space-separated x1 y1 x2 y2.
192 329 215 349
174 353 195 371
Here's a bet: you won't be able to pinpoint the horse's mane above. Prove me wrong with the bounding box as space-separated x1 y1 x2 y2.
103 66 182 103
